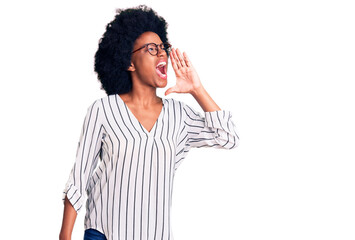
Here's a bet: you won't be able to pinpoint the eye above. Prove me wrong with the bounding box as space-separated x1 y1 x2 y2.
147 44 156 50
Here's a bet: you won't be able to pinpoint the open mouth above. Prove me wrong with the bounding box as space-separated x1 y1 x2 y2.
156 61 167 79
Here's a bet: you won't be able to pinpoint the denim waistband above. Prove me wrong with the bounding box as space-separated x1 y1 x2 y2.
84 228 107 240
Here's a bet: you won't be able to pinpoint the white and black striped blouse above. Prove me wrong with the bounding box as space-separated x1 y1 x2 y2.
62 94 239 240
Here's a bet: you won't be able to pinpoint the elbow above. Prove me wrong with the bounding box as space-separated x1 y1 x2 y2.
227 134 240 150
214 132 240 150
216 137 239 150
230 138 240 149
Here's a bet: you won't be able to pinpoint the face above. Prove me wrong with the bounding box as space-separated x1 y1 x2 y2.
128 31 169 88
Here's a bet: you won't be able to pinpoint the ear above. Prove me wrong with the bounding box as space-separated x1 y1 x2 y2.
127 63 135 72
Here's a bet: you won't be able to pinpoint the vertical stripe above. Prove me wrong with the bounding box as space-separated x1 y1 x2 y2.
62 95 239 240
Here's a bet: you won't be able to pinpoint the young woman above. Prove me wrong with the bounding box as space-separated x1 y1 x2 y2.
59 5 239 240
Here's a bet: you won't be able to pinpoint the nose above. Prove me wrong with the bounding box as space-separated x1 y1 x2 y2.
157 47 167 57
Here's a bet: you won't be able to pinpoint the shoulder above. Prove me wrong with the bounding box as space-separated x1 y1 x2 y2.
163 97 203 120
84 95 111 112
89 94 116 109
163 97 187 111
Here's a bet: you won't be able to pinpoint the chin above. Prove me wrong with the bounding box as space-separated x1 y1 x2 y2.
158 81 168 88
156 78 168 88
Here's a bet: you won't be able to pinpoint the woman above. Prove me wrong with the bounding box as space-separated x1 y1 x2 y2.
59 5 239 240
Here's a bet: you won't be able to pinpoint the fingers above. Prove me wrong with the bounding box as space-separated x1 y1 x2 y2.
170 48 190 69
176 49 186 67
182 52 191 67
171 48 181 69
173 48 183 68
169 51 179 72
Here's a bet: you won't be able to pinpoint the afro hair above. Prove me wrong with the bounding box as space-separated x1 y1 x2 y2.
94 5 169 96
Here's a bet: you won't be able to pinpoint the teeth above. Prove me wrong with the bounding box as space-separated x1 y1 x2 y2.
156 62 166 68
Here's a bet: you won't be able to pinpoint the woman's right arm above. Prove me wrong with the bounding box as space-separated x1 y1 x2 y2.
59 195 78 240
60 100 103 239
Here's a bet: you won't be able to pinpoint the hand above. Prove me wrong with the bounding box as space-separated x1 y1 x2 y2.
165 48 203 96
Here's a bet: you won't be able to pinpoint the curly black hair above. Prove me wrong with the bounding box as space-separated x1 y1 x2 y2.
94 5 169 95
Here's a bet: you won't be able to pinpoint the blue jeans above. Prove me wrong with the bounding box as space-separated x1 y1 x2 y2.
83 228 107 240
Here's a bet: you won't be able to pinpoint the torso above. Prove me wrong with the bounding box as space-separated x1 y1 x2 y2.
119 94 164 133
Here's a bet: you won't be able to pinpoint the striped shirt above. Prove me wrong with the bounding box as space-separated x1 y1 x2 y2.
62 94 240 240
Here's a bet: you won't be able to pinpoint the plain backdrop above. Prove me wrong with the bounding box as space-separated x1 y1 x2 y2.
0 0 354 239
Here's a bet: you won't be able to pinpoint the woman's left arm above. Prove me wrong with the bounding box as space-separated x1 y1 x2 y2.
167 48 240 150
165 48 221 112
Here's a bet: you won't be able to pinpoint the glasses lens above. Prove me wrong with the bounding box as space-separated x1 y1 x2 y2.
147 43 158 55
163 43 171 51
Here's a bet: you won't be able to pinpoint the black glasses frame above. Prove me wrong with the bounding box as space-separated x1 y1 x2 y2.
131 42 172 56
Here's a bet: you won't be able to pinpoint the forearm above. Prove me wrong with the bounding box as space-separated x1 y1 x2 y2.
191 85 221 112
59 195 78 240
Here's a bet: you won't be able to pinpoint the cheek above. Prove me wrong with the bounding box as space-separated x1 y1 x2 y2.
133 60 156 79
137 58 155 73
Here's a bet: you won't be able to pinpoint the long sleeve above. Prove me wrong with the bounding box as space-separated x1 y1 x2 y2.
175 102 240 170
62 100 104 213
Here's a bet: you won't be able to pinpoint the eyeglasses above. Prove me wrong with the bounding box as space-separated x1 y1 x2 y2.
131 42 172 56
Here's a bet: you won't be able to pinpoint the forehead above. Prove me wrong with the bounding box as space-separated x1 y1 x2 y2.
134 31 163 46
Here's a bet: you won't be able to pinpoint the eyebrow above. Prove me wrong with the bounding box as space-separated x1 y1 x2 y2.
143 42 163 45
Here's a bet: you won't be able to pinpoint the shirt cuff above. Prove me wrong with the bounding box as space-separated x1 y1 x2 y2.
62 183 83 213
205 109 232 130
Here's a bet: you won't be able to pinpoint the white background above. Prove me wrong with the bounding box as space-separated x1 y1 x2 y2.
0 0 354 239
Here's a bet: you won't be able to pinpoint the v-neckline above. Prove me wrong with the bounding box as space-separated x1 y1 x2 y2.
115 94 166 136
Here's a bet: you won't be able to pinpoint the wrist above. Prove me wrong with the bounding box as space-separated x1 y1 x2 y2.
190 85 205 98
